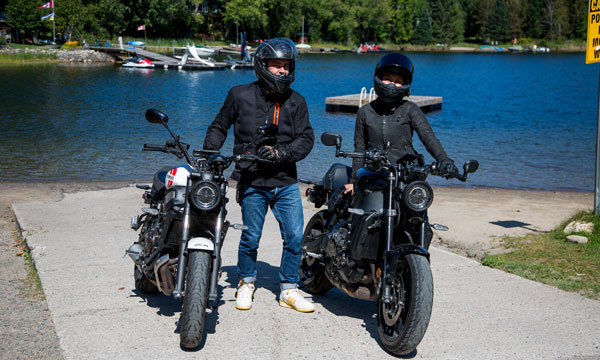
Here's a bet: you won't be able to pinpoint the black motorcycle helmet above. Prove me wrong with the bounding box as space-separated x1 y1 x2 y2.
254 37 298 93
373 53 414 104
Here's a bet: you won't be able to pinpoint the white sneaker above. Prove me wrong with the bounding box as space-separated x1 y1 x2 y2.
236 281 255 310
279 288 315 313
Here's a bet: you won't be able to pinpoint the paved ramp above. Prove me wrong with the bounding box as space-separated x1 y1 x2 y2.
12 187 600 359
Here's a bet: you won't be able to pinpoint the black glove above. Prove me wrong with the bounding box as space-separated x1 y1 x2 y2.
257 145 277 161
437 159 459 176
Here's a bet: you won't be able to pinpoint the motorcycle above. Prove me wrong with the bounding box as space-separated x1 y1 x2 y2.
300 132 478 355
125 109 272 349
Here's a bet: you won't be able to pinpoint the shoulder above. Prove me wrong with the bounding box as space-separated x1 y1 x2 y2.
288 89 308 106
229 82 255 96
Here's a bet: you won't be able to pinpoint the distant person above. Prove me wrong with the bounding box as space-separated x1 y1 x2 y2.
203 37 315 313
344 53 458 195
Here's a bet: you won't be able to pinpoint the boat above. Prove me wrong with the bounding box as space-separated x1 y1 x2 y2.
122 56 154 68
125 41 145 47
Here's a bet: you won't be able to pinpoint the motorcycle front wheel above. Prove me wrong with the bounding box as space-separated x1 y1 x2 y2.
180 250 211 349
377 254 433 355
299 210 332 294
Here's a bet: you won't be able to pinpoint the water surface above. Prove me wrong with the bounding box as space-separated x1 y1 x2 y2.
0 53 598 191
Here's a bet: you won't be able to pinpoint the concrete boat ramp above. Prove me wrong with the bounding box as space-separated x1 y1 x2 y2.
12 186 600 359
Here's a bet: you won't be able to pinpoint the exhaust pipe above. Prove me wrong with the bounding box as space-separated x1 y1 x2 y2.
325 271 378 302
154 255 176 296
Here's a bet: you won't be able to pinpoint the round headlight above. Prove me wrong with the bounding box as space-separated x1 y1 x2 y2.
402 181 433 212
189 181 221 211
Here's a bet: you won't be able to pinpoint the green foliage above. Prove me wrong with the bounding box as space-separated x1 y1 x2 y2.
431 0 464 44
389 0 416 43
485 0 509 41
5 0 43 42
0 0 590 46
411 0 432 45
482 210 600 300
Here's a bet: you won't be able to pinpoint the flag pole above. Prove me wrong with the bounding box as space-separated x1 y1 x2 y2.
52 0 56 44
144 26 147 44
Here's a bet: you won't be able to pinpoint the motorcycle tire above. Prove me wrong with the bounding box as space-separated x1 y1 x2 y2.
180 251 211 349
377 254 433 355
299 210 332 295
134 265 158 294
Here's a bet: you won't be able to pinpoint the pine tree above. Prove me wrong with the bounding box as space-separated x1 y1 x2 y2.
431 0 464 45
523 0 543 38
411 0 432 44
486 0 509 42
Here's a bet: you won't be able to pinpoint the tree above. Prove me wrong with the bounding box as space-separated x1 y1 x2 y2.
411 0 432 44
523 0 543 38
221 0 268 41
431 0 464 45
485 0 509 42
389 0 417 43
541 0 568 40
5 0 42 42
568 0 587 40
354 0 391 43
327 0 359 44
505 0 526 38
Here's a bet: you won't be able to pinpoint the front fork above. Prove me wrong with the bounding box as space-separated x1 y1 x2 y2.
381 171 398 305
173 179 227 303
173 179 192 299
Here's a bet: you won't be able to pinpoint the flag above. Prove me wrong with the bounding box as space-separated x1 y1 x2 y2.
137 25 145 31
39 1 53 9
41 12 54 20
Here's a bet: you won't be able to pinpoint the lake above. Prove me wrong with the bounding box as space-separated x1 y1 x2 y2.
0 52 598 192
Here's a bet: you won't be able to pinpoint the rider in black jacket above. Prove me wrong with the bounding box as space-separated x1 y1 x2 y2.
203 38 315 313
345 53 457 194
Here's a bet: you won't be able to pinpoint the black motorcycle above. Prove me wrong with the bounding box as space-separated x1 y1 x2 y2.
300 132 478 355
126 109 272 349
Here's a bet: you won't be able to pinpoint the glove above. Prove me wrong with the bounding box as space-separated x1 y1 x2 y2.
257 145 278 161
437 159 459 176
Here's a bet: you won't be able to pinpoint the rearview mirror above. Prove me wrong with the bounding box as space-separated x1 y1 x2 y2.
463 160 479 174
321 132 341 147
145 109 168 124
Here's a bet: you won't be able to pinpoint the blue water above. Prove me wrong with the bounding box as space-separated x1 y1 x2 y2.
0 53 598 192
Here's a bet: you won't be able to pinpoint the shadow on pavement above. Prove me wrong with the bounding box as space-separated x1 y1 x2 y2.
490 220 544 232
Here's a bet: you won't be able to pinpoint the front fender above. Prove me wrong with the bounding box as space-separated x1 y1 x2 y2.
393 243 430 261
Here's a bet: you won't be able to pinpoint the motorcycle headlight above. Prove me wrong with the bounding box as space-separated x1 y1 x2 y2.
189 181 220 211
402 181 433 212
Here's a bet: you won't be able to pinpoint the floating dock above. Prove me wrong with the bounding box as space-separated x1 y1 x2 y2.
325 94 442 113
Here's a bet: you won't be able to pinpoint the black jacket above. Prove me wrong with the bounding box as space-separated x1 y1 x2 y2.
203 81 314 187
353 98 449 175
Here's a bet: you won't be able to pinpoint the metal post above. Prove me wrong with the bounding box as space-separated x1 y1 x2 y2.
595 68 600 214
52 0 56 44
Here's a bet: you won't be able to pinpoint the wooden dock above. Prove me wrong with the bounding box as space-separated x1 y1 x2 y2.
325 94 442 113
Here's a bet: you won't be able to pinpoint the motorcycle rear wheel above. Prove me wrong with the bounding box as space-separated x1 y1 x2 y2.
377 254 433 355
134 265 158 294
180 251 211 349
299 210 332 294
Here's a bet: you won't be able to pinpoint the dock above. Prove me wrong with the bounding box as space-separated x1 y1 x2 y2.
325 94 442 113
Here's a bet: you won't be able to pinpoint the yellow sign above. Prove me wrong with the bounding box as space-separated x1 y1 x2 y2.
587 0 600 63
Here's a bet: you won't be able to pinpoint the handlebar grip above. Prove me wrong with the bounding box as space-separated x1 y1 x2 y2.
143 144 165 151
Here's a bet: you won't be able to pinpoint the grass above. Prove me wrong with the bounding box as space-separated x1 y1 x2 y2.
482 210 600 300
0 51 58 64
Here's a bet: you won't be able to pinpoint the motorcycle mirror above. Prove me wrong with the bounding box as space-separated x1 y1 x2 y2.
145 109 168 124
321 132 341 147
463 160 479 174
257 123 278 137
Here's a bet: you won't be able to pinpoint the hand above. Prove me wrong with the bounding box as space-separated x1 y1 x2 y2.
343 183 354 195
437 159 458 176
257 145 278 162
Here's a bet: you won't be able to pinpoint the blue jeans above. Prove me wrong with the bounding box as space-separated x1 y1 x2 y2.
237 183 304 290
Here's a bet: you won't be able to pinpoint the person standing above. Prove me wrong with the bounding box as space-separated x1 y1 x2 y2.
203 37 315 312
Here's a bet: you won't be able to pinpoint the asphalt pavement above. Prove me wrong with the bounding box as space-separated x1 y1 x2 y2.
12 186 600 359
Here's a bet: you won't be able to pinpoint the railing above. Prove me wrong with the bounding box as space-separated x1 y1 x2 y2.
359 87 377 108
